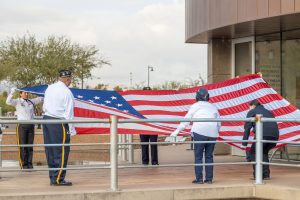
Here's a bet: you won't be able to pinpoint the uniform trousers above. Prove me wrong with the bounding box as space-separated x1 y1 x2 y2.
140 134 159 165
250 136 277 178
16 124 35 169
43 115 70 184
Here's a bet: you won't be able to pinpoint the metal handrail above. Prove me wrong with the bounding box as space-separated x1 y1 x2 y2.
0 119 109 124
0 140 255 148
1 116 300 191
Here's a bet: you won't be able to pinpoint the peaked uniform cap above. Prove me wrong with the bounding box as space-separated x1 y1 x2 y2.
59 69 72 77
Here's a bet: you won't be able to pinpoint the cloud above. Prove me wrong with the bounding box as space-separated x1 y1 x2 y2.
0 0 207 89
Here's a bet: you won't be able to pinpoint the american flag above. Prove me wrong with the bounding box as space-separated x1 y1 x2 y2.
22 74 300 148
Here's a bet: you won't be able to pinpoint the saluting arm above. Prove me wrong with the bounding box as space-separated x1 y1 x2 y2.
6 88 18 106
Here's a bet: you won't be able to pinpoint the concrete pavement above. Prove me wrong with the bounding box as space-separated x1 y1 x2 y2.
0 144 300 199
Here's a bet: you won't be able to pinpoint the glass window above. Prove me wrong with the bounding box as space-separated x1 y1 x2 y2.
235 42 252 76
282 30 300 108
255 33 281 94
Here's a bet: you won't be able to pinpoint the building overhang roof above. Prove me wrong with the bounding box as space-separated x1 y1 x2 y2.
187 13 300 44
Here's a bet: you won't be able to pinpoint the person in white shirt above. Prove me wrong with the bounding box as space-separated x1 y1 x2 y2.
43 69 76 186
6 89 43 169
171 88 220 184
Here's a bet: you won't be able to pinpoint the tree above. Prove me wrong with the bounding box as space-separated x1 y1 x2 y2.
0 34 42 87
131 81 146 90
0 34 110 87
131 75 206 90
0 92 15 115
38 35 74 84
94 83 108 90
113 85 123 91
72 45 110 89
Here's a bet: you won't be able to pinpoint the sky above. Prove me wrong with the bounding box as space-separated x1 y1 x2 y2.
0 0 207 89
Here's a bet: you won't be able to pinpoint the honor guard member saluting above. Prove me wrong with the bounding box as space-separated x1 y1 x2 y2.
170 88 220 184
43 69 76 186
6 88 43 169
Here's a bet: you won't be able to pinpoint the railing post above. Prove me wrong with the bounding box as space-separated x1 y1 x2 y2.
0 112 2 168
118 135 121 156
121 134 127 161
128 134 134 164
255 114 263 185
0 133 2 168
110 115 118 191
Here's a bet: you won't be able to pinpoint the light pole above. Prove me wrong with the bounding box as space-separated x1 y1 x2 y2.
129 72 133 89
147 66 154 88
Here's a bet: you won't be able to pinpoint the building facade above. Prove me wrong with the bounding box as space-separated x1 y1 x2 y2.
186 0 300 108
186 0 300 156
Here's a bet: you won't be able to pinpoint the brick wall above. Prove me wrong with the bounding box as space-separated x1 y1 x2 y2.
1 129 110 165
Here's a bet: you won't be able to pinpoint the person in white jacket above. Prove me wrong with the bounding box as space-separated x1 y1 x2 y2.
171 88 220 184
6 89 43 169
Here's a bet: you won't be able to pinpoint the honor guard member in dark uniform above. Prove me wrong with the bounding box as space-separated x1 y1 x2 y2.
242 99 279 180
140 86 159 165
43 69 76 186
6 88 43 169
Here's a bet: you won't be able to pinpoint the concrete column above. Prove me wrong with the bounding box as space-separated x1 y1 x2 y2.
207 38 232 83
207 38 232 155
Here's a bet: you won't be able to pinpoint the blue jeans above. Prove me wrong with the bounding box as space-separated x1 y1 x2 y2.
193 133 216 181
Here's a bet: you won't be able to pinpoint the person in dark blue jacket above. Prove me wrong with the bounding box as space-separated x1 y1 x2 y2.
242 99 279 180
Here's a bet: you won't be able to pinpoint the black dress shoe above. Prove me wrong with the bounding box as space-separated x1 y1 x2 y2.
152 163 159 165
192 179 203 184
204 180 213 184
50 180 72 186
27 165 34 169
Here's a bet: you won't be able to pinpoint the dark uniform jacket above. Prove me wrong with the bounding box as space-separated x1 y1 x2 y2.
242 105 279 146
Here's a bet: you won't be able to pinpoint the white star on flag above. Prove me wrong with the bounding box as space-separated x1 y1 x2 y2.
105 100 111 104
116 104 123 107
111 96 117 100
94 96 100 100
77 95 83 98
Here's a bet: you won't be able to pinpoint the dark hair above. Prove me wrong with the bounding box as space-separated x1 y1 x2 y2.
196 88 209 101
249 99 261 107
19 91 26 95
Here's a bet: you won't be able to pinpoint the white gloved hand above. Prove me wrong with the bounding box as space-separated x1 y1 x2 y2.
165 136 175 143
10 87 16 95
70 131 77 136
170 130 179 137
69 126 77 136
